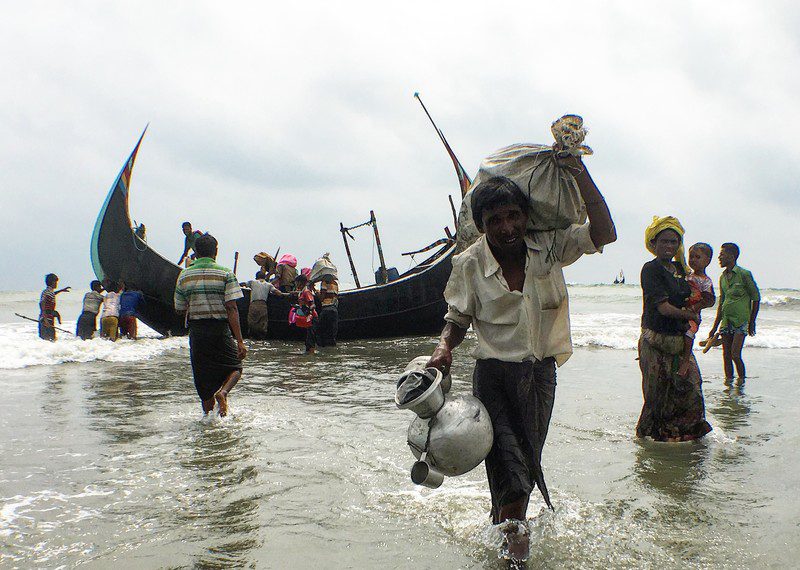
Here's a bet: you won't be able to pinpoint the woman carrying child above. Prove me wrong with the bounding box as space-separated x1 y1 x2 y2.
635 216 712 442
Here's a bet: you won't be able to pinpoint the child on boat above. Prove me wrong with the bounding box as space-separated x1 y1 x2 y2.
679 243 716 376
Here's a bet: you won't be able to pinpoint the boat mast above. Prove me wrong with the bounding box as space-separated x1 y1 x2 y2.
340 222 361 288
371 210 389 285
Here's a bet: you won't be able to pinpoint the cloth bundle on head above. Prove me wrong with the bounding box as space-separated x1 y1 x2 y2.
645 215 690 273
278 254 297 268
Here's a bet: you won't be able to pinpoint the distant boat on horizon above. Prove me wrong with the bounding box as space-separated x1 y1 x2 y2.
613 268 625 285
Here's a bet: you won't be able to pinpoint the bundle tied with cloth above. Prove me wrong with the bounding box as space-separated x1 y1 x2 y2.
456 114 594 252
309 253 338 283
644 215 690 273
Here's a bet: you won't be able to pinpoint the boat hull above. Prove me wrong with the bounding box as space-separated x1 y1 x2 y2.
91 133 453 339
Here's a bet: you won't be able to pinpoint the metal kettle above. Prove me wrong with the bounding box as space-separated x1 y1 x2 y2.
395 356 494 489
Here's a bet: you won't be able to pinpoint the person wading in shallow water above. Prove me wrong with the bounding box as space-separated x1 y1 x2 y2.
39 273 70 341
708 242 760 384
174 233 247 416
427 158 616 565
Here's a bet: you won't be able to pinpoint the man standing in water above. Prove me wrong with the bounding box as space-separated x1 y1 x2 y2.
174 233 247 416
427 160 615 564
39 273 70 340
708 243 760 384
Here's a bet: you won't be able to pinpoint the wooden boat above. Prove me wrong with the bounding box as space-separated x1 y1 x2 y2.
90 128 457 339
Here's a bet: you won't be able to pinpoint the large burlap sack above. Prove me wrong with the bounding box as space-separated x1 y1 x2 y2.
456 115 593 253
309 253 338 283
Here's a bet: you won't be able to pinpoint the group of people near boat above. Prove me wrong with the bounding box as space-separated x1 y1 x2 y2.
33 139 761 567
36 275 145 341
174 231 340 416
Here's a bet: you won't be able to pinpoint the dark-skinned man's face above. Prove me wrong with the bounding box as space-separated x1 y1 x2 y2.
718 248 735 268
481 203 527 257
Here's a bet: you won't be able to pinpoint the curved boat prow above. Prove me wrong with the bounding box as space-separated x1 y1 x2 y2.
90 127 187 336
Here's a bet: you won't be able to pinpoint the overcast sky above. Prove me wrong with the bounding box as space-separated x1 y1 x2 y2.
2 1 799 292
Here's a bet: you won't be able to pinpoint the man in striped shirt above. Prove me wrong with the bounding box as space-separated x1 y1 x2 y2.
174 233 247 416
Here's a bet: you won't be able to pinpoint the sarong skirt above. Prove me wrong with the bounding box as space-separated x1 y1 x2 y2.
473 357 556 522
189 319 242 401
635 329 712 441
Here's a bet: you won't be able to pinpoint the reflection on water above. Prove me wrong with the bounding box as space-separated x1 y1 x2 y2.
709 384 752 433
633 439 710 500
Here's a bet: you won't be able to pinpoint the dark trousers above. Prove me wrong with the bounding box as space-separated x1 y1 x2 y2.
76 311 98 340
317 306 338 347
473 357 557 522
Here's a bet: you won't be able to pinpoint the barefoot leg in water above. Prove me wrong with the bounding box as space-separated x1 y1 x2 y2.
214 370 242 417
202 398 215 414
499 496 530 563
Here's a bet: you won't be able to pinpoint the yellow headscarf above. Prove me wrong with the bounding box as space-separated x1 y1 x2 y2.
644 215 690 273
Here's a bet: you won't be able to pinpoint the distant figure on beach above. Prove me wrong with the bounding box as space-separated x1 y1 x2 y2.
76 280 104 340
174 233 247 416
427 158 616 562
677 243 716 377
636 217 712 442
245 271 289 339
38 273 70 341
119 284 145 340
100 281 122 341
177 221 203 266
317 274 339 347
708 243 760 384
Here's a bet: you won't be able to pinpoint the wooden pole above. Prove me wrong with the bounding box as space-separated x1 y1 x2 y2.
233 251 239 275
340 222 361 288
448 194 458 230
371 210 389 284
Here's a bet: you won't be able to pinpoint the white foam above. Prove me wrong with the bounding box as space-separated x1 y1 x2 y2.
0 322 187 369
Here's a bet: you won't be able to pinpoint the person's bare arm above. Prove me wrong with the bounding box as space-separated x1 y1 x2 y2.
426 322 468 376
224 300 247 360
55 287 71 295
559 156 617 248
709 289 725 335
656 301 698 323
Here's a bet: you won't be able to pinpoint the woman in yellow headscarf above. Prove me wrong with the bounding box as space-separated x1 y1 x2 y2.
635 216 712 441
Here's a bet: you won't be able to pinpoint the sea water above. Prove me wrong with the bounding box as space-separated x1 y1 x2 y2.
1 286 799 568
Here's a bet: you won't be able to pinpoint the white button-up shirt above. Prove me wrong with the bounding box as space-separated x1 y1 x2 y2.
444 223 600 366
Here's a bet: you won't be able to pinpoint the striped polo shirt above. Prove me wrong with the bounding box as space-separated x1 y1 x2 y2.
174 257 243 320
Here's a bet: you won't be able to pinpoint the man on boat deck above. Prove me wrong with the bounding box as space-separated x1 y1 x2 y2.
38 273 70 341
174 233 247 416
177 221 203 266
427 159 616 562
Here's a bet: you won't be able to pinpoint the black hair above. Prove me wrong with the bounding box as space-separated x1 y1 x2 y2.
690 242 713 258
45 273 58 287
721 242 740 260
295 274 308 284
106 280 119 292
90 280 102 291
470 176 528 232
182 221 192 229
255 271 267 280
194 233 218 258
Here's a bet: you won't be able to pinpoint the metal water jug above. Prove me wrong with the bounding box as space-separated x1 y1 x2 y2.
395 356 494 488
